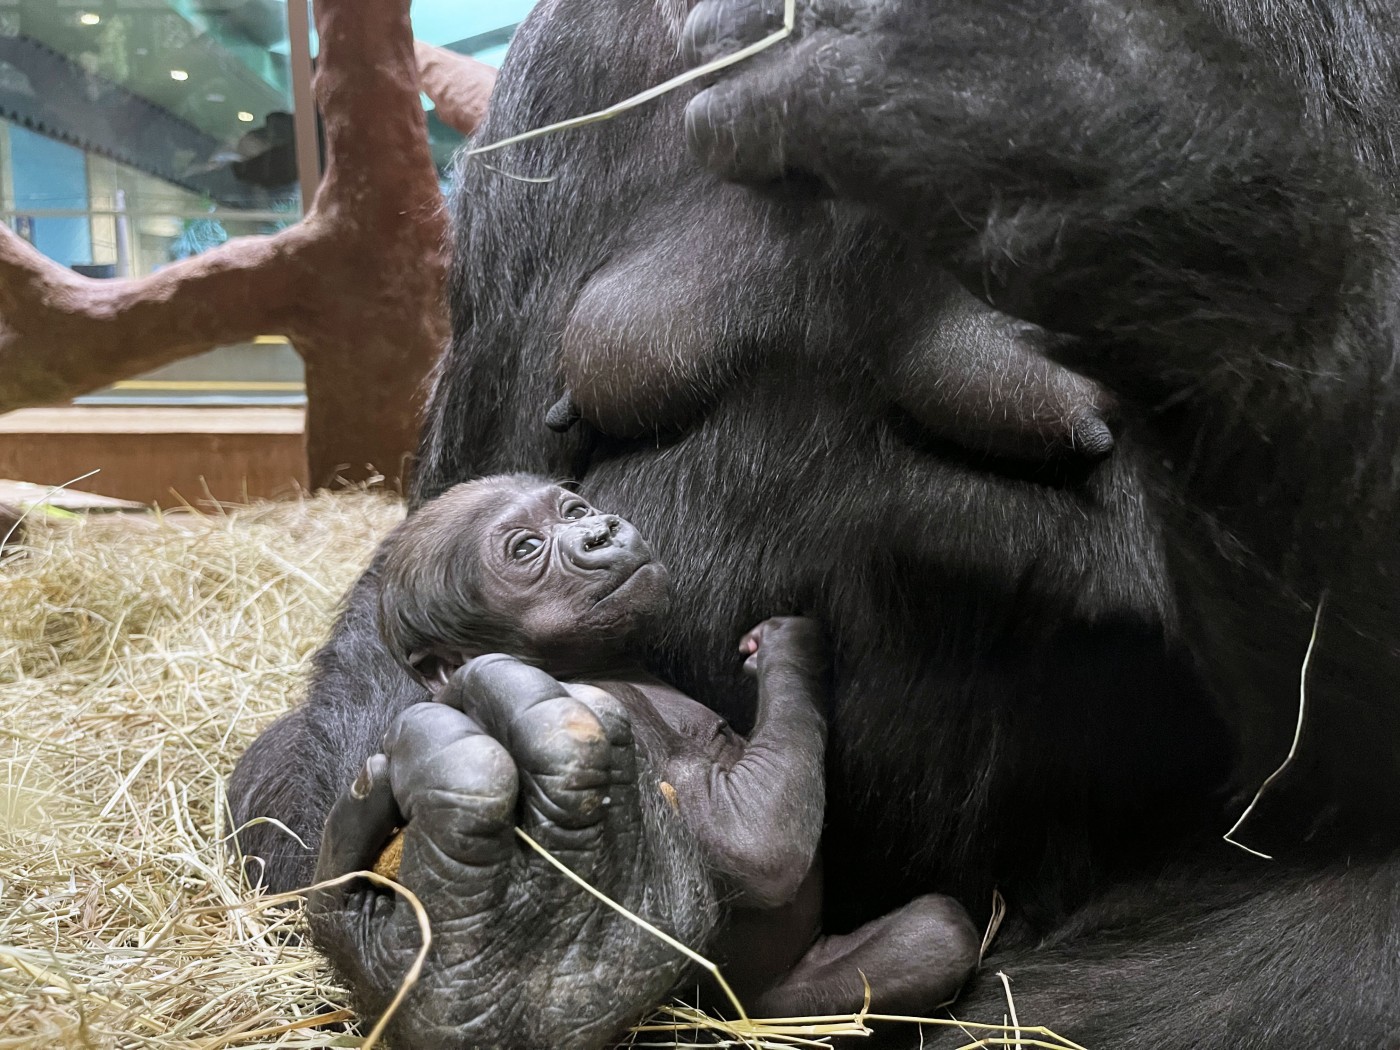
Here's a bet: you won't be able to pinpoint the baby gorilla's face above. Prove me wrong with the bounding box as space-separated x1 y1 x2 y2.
473 482 672 669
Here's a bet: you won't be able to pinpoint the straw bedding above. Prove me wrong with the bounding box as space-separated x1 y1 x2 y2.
0 492 404 1048
0 492 1080 1050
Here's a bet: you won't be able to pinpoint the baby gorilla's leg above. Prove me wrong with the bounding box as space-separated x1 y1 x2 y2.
754 895 980 1019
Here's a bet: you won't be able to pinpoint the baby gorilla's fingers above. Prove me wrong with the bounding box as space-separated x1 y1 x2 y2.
738 623 765 654
738 623 766 675
744 615 829 677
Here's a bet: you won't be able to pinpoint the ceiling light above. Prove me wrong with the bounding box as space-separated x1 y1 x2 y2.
169 69 189 81
237 111 255 122
78 12 101 26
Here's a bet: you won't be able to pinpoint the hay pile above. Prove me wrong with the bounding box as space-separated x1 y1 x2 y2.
0 491 1082 1050
0 492 405 1048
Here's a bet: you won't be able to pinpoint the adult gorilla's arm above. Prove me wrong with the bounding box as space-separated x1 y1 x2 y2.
229 562 421 893
230 582 718 1048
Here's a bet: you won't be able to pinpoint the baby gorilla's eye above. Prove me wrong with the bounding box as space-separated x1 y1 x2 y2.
512 536 544 559
562 502 590 520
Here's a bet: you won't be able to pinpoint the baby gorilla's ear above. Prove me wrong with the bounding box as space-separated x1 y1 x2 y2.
408 650 457 695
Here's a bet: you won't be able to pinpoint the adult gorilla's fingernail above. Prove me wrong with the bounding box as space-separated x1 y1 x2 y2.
351 754 387 799
681 1 718 68
685 89 731 169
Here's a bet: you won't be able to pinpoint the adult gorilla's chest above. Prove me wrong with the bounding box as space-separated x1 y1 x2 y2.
568 337 1216 925
420 0 1226 935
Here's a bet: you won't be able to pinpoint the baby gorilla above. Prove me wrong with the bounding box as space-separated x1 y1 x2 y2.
369 473 979 1018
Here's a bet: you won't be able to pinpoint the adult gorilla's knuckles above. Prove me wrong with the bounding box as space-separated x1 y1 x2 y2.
510 696 611 771
381 700 474 760
682 0 783 68
404 786 517 863
683 0 876 186
569 688 636 751
383 713 516 817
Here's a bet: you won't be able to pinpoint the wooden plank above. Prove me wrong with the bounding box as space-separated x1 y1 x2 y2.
0 480 144 512
0 407 304 435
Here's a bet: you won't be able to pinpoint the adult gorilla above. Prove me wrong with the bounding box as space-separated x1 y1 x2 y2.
230 0 1400 1046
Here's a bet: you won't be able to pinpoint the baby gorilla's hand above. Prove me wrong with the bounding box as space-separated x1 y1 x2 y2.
739 615 830 682
309 654 716 1050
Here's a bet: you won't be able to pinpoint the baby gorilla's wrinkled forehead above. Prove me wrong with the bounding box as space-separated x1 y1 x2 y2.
378 474 670 683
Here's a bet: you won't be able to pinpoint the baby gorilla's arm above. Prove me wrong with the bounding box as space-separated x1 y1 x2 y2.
641 616 828 911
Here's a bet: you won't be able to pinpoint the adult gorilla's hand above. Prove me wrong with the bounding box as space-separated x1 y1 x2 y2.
309 654 717 1050
683 0 902 191
682 0 1196 232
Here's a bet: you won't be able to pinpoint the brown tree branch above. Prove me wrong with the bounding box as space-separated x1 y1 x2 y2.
0 0 466 488
415 42 497 136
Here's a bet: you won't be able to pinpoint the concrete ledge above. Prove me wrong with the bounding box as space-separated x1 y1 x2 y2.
0 407 309 506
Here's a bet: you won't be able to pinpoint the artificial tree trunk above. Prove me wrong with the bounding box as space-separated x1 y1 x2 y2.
0 0 496 489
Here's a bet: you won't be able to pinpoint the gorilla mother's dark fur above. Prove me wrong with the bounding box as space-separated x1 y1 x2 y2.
230 0 1400 1045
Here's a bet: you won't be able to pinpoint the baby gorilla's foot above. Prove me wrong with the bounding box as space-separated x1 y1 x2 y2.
755 894 979 1019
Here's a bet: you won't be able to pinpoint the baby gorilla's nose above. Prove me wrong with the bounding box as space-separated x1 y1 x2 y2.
582 519 614 551
564 515 639 569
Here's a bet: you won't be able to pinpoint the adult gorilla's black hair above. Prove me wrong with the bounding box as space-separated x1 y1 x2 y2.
230 0 1400 1044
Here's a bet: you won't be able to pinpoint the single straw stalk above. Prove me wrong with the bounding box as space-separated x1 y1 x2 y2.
466 0 796 158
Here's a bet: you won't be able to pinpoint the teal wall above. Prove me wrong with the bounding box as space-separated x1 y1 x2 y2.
412 0 537 53
8 124 92 268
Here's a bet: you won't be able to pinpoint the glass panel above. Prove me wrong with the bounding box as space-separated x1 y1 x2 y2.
412 0 537 173
0 0 302 405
